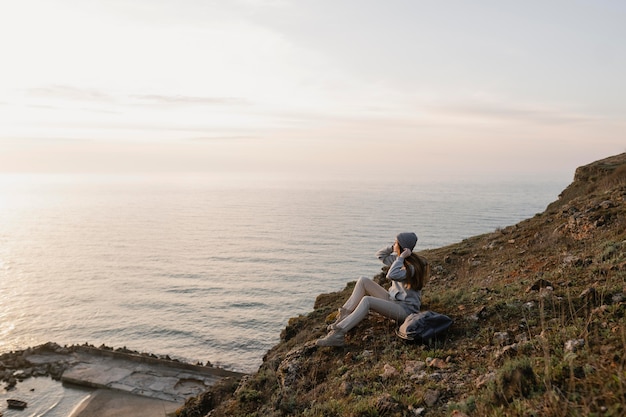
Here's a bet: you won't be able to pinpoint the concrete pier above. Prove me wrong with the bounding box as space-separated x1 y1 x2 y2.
21 345 245 417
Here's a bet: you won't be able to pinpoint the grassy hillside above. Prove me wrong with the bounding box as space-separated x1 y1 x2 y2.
178 153 626 417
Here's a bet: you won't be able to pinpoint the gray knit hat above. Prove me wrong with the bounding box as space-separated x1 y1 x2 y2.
396 232 418 251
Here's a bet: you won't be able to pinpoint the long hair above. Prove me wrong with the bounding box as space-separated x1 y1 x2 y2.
403 253 430 291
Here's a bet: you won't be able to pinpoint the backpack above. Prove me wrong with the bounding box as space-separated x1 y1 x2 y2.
396 311 453 344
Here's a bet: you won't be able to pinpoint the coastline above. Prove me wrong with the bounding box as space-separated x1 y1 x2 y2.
0 342 245 417
4 153 624 417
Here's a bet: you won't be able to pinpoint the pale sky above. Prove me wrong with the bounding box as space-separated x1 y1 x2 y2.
1 0 624 180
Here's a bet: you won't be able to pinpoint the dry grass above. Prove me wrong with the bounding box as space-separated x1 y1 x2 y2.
177 154 626 417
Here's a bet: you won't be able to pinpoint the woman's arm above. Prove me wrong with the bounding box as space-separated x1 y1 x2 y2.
376 245 397 266
387 248 412 281
387 257 408 281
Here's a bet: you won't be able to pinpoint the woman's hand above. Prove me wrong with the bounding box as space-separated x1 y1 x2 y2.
399 248 412 259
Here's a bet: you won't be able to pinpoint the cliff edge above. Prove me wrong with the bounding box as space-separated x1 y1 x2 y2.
178 153 626 417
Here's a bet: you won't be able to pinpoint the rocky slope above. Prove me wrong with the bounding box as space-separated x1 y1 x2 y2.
177 153 626 417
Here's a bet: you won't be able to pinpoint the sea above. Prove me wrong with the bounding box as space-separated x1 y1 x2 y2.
0 173 567 381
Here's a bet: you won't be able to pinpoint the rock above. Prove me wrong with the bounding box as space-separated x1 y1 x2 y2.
527 279 553 292
428 358 448 369
5 377 17 390
404 360 426 375
408 405 426 415
361 350 374 359
340 380 352 396
277 344 316 389
428 372 443 382
410 371 428 381
493 332 510 346
563 255 581 265
49 363 66 380
423 389 440 407
380 364 398 380
520 336 532 348
565 339 585 353
612 293 625 304
523 301 536 310
7 399 28 409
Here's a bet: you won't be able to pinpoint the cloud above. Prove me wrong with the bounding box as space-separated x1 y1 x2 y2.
24 85 251 108
430 100 601 126
26 85 115 103
187 135 258 142
131 94 250 106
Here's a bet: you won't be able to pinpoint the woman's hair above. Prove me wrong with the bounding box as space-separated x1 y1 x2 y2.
403 254 430 290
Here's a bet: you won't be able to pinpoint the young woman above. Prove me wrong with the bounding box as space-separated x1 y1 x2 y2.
316 232 429 347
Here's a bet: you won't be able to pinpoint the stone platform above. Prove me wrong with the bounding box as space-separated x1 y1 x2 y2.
20 345 245 416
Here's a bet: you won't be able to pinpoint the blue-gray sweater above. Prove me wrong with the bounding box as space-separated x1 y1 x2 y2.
376 245 422 313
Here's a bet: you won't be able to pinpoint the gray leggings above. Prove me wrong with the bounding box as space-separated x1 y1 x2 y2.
337 276 409 332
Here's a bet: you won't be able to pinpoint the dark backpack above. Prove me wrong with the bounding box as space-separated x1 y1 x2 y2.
396 311 453 344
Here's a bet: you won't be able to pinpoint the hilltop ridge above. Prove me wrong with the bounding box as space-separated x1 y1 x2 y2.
178 153 626 417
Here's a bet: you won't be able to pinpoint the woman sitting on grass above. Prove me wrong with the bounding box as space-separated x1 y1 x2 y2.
317 232 430 347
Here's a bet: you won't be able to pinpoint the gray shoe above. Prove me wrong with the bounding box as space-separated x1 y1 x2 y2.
316 329 346 347
327 307 349 331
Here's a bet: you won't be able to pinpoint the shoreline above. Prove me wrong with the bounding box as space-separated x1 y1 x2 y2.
1 342 246 417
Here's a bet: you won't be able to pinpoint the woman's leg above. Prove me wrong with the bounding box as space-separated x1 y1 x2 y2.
342 277 390 312
337 296 408 333
317 278 398 347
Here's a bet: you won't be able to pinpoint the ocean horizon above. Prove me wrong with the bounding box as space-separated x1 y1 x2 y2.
0 172 568 373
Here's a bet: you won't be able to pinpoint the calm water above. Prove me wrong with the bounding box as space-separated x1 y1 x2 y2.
0 173 567 374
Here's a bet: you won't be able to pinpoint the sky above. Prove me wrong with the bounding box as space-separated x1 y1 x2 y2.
0 0 624 181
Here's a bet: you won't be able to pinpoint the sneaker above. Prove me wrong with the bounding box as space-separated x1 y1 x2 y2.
327 307 349 331
316 329 346 347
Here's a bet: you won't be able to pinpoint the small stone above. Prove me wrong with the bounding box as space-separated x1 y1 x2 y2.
404 360 426 375
428 358 448 369
428 372 443 382
563 255 580 265
410 370 428 381
493 332 510 346
565 339 585 353
515 333 529 343
408 405 425 415
380 364 398 380
423 389 440 407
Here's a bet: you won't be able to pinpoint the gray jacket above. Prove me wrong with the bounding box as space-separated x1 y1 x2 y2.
376 245 422 313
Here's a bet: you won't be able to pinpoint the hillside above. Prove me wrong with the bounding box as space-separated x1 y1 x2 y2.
177 153 626 417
